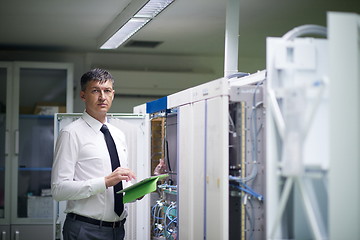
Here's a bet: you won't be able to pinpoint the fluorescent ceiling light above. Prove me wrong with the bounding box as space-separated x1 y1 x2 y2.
100 0 175 49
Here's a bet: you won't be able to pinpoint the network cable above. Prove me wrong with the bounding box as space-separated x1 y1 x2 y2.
245 196 255 240
229 182 264 201
239 80 264 183
164 202 177 240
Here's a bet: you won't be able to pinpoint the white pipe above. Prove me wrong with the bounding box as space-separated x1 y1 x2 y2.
282 24 327 41
224 0 240 77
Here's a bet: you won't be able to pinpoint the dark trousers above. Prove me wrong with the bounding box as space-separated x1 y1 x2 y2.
63 214 125 240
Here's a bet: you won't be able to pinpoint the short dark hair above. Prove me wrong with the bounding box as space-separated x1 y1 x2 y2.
80 68 114 91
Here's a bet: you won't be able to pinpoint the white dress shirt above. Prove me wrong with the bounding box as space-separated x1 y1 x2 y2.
51 111 129 222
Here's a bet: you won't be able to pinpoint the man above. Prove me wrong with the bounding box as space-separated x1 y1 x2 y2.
51 68 136 240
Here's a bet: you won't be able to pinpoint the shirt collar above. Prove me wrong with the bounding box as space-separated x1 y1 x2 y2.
82 111 107 132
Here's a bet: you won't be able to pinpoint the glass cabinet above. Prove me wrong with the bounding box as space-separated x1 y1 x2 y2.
0 62 73 240
0 63 12 240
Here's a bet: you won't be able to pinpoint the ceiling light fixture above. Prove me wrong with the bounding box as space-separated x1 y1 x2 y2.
99 0 175 49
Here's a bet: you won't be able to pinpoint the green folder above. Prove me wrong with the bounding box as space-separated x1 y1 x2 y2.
117 174 169 203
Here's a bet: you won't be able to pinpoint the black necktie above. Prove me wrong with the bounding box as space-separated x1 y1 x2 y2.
100 124 124 216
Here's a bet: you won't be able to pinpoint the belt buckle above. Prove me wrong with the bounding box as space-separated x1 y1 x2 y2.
112 221 116 228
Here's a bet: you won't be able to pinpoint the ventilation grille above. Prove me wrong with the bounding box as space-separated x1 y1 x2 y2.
125 40 163 48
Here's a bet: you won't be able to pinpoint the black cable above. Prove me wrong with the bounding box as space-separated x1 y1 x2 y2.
163 111 172 174
165 139 172 173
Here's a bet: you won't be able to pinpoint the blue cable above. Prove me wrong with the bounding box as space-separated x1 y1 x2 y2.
239 182 263 199
151 204 164 220
230 183 264 201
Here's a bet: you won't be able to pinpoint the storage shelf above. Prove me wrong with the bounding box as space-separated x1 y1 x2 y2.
18 167 52 171
19 114 54 119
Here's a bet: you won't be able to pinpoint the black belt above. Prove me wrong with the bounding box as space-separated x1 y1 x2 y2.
67 213 125 228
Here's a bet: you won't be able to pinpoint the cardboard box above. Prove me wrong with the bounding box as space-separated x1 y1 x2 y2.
34 102 66 115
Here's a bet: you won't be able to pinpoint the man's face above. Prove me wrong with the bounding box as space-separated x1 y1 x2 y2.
80 80 115 118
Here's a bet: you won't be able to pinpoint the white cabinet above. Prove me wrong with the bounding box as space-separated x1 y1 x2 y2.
54 113 149 240
0 62 73 240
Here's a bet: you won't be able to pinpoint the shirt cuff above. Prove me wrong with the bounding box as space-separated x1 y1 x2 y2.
91 177 107 194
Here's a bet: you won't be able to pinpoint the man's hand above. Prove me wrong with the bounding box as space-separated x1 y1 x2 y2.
105 167 136 188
